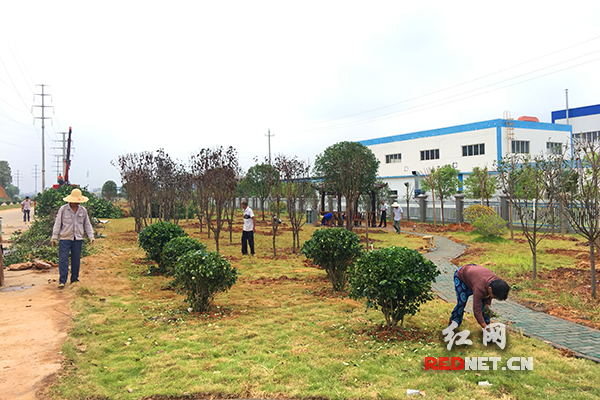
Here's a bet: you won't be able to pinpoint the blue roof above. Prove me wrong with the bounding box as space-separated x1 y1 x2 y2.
551 104 600 123
358 118 570 146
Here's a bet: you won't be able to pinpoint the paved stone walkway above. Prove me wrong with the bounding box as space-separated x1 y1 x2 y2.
405 230 600 363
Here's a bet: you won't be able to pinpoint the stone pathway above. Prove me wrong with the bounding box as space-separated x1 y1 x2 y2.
406 231 600 363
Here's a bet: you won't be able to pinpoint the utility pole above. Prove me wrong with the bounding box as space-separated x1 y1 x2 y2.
565 89 569 126
32 165 40 193
33 84 53 193
14 170 22 190
265 128 274 165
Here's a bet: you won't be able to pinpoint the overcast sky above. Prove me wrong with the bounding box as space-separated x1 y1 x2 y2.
1 1 599 194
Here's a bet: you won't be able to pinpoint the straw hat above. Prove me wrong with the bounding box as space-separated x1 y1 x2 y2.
391 202 400 207
63 188 89 203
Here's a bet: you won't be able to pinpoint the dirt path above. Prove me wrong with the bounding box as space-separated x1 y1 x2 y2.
1 207 73 400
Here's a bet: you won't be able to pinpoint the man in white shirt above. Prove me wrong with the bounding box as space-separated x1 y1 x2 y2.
51 188 95 289
391 202 403 234
378 200 388 227
21 196 32 222
241 200 256 255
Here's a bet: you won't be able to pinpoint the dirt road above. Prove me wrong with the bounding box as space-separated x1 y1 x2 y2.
1 207 72 400
1 207 31 244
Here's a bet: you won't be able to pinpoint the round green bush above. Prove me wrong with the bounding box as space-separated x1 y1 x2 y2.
349 246 440 327
472 214 507 238
160 237 207 275
301 228 362 292
172 249 238 313
138 221 187 268
464 204 497 224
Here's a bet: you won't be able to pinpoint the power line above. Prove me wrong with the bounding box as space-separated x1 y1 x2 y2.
293 51 600 134
295 35 600 130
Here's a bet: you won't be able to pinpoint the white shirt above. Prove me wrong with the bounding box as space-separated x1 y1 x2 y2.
380 203 388 212
242 206 254 231
392 206 403 221
21 199 31 211
51 204 94 241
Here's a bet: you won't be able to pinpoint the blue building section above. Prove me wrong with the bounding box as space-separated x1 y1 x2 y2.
551 104 600 123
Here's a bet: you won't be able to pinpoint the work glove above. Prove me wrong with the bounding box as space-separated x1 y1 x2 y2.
89 237 96 244
50 239 57 247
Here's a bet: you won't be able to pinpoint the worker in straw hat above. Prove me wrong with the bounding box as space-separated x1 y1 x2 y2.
51 188 95 289
391 202 403 234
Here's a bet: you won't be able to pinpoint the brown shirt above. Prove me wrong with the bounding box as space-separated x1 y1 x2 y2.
457 264 499 326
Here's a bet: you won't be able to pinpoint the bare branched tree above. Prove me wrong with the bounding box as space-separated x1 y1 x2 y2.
275 155 311 254
548 140 599 298
190 146 239 253
496 154 554 280
113 152 155 233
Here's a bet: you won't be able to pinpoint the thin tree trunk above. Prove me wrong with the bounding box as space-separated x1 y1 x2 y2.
591 241 597 299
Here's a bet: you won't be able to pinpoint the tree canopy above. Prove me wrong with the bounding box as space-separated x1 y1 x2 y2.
314 142 379 230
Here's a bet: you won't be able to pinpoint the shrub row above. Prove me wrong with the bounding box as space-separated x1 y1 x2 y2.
137 221 237 313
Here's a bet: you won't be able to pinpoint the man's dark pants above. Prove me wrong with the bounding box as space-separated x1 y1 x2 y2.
23 210 30 222
378 210 387 227
58 239 83 284
242 230 255 255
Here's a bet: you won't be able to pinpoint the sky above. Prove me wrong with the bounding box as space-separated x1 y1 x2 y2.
1 1 600 195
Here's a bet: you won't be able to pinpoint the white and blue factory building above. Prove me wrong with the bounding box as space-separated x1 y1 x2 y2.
358 103 600 198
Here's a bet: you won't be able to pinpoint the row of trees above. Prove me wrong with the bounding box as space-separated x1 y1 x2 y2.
114 148 313 256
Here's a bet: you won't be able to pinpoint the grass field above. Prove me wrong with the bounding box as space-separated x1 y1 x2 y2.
446 228 600 329
51 217 600 400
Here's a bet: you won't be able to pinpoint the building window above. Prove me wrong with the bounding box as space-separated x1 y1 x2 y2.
420 149 440 161
462 143 485 157
546 142 562 155
511 140 530 154
385 153 402 163
573 131 600 142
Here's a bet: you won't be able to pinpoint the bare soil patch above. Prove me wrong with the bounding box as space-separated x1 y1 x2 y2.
451 245 486 265
355 324 437 344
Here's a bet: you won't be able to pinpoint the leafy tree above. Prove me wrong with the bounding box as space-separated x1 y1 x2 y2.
0 160 12 189
349 246 439 327
246 163 278 221
138 221 187 270
101 180 118 200
301 228 362 291
5 184 19 201
420 164 460 226
314 142 379 231
496 154 554 280
172 248 238 313
464 166 499 206
35 184 123 219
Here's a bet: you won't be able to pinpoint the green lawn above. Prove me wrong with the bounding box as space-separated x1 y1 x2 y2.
51 218 600 400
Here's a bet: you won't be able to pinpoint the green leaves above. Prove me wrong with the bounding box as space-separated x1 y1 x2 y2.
138 221 187 269
172 248 238 312
348 246 440 327
301 228 363 291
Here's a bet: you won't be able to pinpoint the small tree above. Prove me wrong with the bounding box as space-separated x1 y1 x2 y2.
421 164 460 226
301 228 362 291
496 154 554 280
190 147 239 253
349 246 440 327
101 180 118 201
275 155 311 253
314 142 379 231
172 249 238 313
246 163 277 221
549 140 600 298
138 221 187 271
420 167 437 226
464 166 498 206
161 236 207 276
